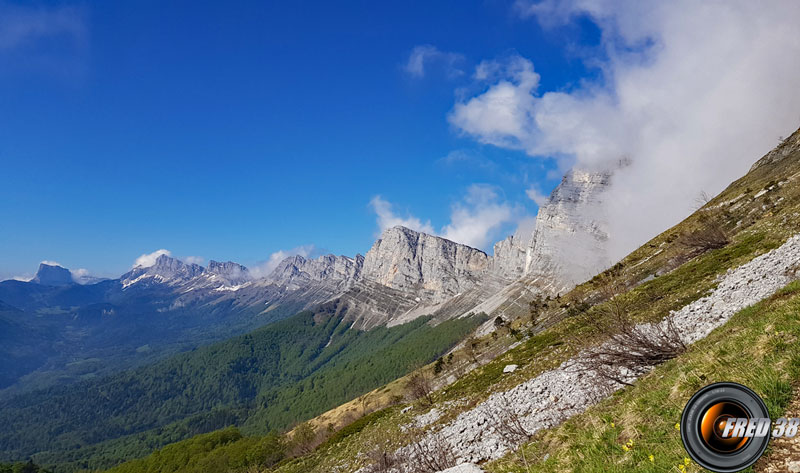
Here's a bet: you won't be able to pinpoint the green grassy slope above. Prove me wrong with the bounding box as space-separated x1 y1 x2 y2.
488 282 800 472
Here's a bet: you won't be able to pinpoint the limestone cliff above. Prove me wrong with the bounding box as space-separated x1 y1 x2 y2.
361 226 490 303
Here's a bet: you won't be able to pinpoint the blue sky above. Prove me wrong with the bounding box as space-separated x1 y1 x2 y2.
0 1 600 279
4 1 798 281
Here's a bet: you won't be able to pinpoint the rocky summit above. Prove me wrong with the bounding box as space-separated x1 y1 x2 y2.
361 226 490 303
522 168 612 293
31 263 74 286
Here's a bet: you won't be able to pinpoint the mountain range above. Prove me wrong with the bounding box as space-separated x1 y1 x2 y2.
0 165 612 396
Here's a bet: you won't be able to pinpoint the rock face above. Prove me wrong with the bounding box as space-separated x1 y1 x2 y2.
267 254 363 290
361 226 490 303
523 168 612 293
32 263 74 286
206 260 250 285
750 126 800 171
490 235 527 280
16 165 618 330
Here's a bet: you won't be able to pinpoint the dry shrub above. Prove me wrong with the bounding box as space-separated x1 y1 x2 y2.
289 421 323 456
678 210 730 257
404 429 457 473
488 393 532 445
485 393 536 471
577 274 686 386
364 429 399 473
406 371 434 406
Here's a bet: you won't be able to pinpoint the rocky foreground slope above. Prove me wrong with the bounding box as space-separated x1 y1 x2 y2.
377 234 800 471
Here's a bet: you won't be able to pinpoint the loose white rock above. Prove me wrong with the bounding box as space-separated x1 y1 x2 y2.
374 234 800 470
437 463 485 473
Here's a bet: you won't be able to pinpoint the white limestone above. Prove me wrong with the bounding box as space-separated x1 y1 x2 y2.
378 233 800 469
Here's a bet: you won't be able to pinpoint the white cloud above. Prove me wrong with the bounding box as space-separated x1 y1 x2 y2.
70 268 101 284
40 260 62 267
449 55 540 149
370 186 517 250
184 256 204 265
451 0 800 260
370 196 435 235
513 216 537 244
525 185 549 206
405 44 464 79
249 245 316 279
442 185 516 249
9 274 33 282
133 249 171 268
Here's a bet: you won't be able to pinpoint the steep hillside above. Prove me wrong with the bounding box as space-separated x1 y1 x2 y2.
0 303 483 472
274 126 800 473
96 126 800 473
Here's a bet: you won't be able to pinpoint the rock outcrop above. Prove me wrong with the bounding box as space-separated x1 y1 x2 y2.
490 235 527 281
266 254 363 290
32 263 74 286
750 126 800 171
522 168 612 293
206 260 250 285
361 226 490 303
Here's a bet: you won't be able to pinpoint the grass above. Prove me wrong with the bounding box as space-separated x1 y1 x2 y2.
486 281 800 473
264 229 790 473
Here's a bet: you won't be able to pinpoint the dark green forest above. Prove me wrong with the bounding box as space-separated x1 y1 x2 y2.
104 428 285 473
0 301 482 472
0 461 51 473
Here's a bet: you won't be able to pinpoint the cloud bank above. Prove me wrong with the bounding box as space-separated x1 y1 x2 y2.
450 0 800 260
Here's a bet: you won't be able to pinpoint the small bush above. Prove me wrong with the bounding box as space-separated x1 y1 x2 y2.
406 372 434 406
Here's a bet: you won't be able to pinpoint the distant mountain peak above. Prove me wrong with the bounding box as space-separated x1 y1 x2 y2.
121 254 204 289
32 263 74 287
207 260 247 274
206 260 250 285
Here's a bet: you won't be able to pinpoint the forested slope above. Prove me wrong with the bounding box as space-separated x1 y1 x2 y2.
0 300 483 472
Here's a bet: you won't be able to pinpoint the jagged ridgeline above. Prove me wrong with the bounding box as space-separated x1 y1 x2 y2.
0 145 610 401
0 302 483 471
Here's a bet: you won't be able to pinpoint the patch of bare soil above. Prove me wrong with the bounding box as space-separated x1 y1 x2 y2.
756 389 800 473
